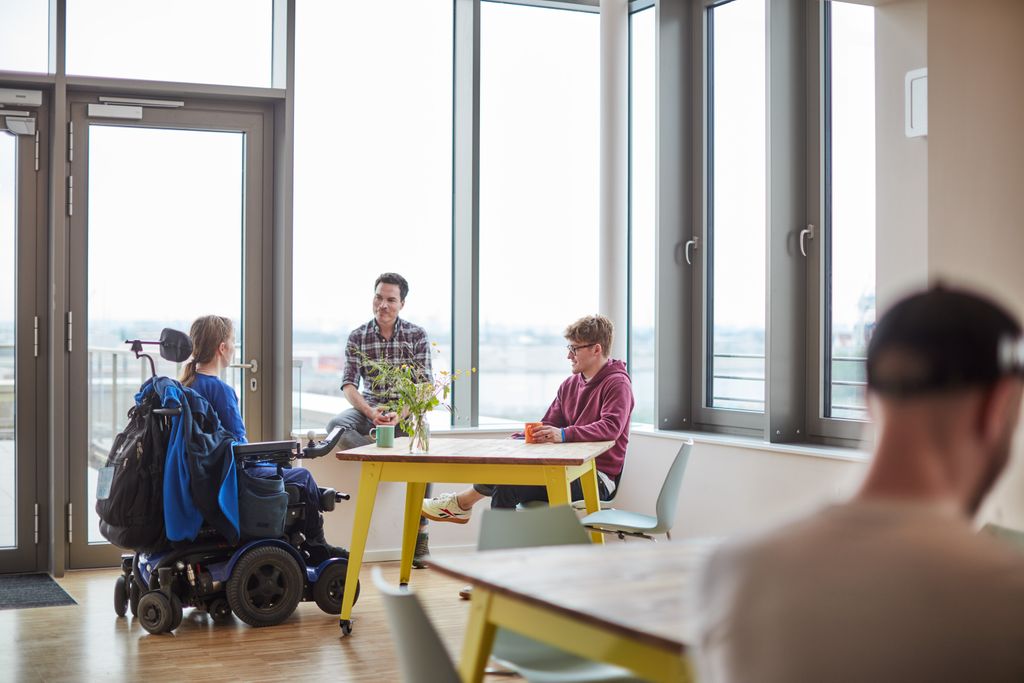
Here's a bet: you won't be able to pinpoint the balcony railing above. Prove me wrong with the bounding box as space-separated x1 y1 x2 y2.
710 352 867 418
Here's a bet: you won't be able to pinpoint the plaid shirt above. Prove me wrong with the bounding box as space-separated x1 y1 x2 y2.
341 317 432 406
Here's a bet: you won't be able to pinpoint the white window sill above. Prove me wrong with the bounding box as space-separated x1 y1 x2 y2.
628 423 870 463
296 423 870 464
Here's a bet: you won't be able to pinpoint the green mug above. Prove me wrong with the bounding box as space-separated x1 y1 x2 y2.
369 424 395 448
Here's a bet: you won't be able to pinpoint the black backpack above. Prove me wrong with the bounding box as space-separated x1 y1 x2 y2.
95 391 169 552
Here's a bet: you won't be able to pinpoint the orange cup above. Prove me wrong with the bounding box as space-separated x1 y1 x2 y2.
524 422 543 444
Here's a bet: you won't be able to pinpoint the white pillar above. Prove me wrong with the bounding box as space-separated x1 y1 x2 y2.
599 0 630 361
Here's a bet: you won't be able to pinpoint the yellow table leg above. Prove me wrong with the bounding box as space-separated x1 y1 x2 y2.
543 466 572 507
399 480 428 584
458 587 497 683
579 463 604 544
341 462 382 625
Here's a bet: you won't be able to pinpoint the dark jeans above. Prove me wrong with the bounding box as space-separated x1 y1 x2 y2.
249 466 324 540
327 407 433 527
474 478 611 509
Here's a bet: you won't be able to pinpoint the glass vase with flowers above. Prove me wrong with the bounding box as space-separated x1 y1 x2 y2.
358 346 475 454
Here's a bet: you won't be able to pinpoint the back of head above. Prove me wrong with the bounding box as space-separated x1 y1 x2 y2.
180 315 233 387
867 285 1022 398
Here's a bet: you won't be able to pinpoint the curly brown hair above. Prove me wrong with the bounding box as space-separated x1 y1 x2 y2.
564 315 614 357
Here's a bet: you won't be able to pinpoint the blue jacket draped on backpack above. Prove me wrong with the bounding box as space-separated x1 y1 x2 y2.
136 377 240 545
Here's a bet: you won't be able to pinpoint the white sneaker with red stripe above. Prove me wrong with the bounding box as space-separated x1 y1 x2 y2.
422 492 472 524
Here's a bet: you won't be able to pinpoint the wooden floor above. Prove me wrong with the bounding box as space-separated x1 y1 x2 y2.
1 562 515 683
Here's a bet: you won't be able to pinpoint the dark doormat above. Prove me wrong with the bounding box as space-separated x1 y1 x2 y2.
0 573 77 610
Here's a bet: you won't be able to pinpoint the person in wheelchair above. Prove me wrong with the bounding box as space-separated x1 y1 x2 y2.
181 315 346 564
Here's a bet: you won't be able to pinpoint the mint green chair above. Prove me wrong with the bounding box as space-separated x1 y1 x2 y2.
374 508 643 683
580 441 692 541
477 506 645 683
372 567 461 683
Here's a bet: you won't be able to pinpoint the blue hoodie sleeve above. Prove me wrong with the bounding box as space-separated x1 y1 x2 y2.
215 382 247 444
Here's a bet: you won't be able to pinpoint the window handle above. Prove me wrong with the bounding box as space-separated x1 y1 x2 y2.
684 237 699 266
799 224 815 257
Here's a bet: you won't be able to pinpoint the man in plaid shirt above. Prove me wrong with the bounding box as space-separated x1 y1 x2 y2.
327 272 434 564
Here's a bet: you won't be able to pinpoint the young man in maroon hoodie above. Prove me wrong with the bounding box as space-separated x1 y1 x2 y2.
422 314 634 520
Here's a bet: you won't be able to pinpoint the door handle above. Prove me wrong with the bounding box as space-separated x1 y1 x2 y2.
799 224 815 257
229 359 259 392
684 237 699 266
229 359 258 373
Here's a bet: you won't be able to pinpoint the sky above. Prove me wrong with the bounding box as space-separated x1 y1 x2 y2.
0 0 48 73
292 0 454 339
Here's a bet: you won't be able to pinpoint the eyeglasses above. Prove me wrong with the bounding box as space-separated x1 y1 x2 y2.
566 343 597 356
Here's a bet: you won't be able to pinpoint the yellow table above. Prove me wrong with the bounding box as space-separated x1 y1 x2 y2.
430 541 712 683
334 436 614 634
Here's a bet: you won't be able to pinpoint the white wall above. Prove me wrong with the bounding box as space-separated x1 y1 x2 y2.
926 0 1024 528
614 433 866 538
875 0 929 310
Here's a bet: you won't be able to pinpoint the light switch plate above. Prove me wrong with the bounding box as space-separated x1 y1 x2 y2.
905 68 928 138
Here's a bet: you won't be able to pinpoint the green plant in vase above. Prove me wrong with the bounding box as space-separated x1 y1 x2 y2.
357 345 475 453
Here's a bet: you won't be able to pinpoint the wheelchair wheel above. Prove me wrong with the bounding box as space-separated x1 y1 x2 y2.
137 591 174 635
208 597 234 624
312 561 360 615
114 575 128 617
226 545 303 627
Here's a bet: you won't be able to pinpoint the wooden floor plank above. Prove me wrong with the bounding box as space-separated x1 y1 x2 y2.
0 562 515 683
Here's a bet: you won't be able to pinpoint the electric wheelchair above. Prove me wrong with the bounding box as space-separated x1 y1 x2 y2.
102 330 358 635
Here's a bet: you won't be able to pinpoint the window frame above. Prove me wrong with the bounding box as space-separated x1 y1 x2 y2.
691 0 766 437
685 0 868 446
804 0 872 445
627 2 656 426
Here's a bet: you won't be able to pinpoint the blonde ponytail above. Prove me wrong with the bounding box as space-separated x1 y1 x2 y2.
180 359 199 387
180 315 234 387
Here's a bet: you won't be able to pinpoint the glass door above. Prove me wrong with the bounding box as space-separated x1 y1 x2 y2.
0 102 45 573
67 97 270 568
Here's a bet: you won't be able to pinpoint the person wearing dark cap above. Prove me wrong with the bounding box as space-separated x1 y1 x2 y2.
693 286 1024 683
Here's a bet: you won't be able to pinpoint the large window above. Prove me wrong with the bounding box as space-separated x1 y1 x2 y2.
85 125 246 544
0 133 15 547
707 0 766 413
292 0 453 432
825 2 876 420
66 0 273 86
630 7 656 425
479 3 600 424
0 0 48 73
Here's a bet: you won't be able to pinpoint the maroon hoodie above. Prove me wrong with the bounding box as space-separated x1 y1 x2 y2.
540 358 634 478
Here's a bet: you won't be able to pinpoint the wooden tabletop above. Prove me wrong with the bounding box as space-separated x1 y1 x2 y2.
428 541 715 655
335 437 615 465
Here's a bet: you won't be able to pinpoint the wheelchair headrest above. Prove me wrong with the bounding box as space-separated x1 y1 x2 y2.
160 328 192 363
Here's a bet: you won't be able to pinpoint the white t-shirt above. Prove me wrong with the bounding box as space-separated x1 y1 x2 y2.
693 500 1024 683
